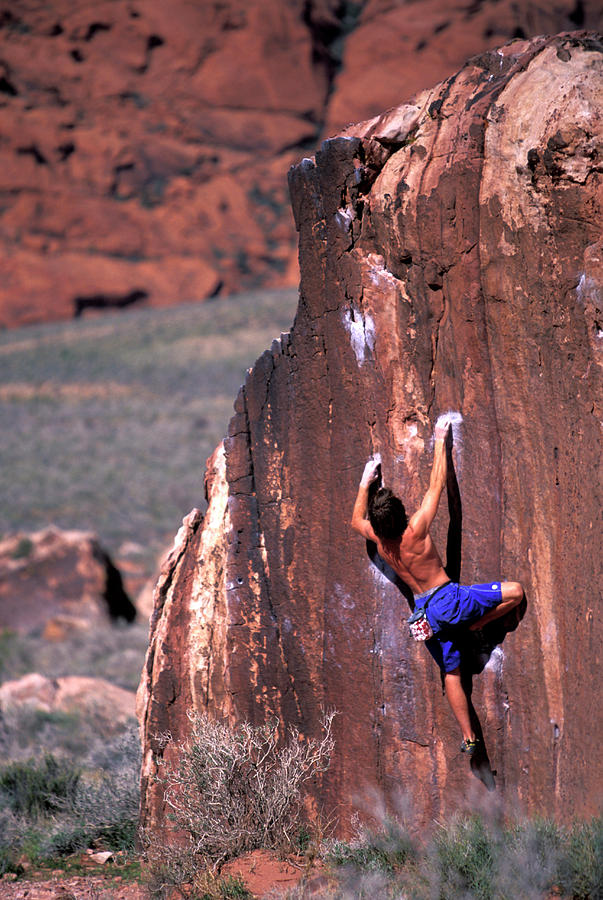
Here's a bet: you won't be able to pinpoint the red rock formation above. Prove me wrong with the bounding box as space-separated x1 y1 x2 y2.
0 527 136 636
0 673 136 734
138 33 603 837
1 3 601 326
325 0 603 133
0 0 328 326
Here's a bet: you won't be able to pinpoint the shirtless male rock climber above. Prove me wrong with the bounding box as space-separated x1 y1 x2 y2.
351 416 524 756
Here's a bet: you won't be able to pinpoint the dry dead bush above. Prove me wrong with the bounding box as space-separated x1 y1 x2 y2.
150 710 335 877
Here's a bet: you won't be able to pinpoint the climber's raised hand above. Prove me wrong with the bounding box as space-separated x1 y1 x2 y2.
360 454 381 488
434 417 451 441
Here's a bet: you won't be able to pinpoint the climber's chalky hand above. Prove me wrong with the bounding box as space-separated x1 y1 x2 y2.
434 417 451 441
360 455 381 488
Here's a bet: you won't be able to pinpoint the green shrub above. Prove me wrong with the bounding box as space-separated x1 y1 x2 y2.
499 817 562 897
149 871 253 900
295 824 312 854
40 733 141 858
431 814 499 900
0 726 141 867
0 808 24 875
328 817 415 874
206 875 253 899
42 822 92 858
320 813 603 900
0 753 81 818
557 818 603 900
11 537 33 559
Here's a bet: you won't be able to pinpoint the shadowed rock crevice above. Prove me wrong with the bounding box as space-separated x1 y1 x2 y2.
303 0 366 115
73 289 148 317
92 545 137 623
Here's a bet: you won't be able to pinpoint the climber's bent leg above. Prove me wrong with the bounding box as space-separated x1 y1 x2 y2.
444 667 475 743
469 581 524 630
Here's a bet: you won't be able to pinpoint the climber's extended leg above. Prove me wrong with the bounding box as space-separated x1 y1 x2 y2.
444 667 475 743
469 581 524 631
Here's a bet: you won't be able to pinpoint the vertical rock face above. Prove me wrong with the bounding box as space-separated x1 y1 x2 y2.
138 34 602 836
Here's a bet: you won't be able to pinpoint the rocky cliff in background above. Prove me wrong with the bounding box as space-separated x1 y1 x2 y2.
138 33 602 837
1 2 601 326
0 527 136 638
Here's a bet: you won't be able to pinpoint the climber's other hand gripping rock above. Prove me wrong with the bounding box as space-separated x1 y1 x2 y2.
360 455 381 488
434 416 451 441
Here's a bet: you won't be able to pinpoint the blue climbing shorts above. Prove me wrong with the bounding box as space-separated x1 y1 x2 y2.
418 581 503 673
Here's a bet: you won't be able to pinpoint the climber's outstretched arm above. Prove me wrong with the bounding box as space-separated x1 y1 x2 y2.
351 457 380 540
408 418 450 538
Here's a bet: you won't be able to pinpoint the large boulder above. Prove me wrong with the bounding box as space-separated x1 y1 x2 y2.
0 527 136 637
1 2 601 326
138 33 602 836
0 673 136 734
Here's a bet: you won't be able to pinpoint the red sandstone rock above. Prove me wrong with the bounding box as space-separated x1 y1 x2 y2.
324 0 603 133
0 527 136 636
138 34 603 838
1 3 601 326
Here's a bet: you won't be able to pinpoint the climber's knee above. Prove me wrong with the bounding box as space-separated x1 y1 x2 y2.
501 581 524 607
444 666 461 681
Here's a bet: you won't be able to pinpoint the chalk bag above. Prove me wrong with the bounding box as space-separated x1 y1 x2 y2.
408 607 434 641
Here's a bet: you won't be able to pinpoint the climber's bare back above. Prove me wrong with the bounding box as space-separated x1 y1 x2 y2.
368 521 449 596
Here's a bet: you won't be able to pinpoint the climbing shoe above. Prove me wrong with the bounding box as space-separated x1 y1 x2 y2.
460 738 480 756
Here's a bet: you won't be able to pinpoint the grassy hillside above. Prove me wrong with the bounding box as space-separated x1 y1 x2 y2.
0 288 298 575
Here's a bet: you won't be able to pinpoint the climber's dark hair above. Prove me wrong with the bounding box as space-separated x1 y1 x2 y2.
368 487 408 540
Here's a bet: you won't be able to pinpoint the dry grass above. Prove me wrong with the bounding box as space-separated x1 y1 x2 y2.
0 288 298 578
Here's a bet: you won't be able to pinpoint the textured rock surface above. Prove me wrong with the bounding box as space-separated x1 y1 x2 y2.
0 527 136 636
0 0 329 326
324 0 603 132
1 3 602 326
139 32 603 833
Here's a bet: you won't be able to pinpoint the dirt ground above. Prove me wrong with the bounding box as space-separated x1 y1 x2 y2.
0 873 148 899
0 850 329 899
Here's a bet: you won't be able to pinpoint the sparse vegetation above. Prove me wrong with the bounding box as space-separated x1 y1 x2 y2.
155 871 253 900
1 294 599 898
318 811 603 900
202 875 253 899
328 815 415 875
0 723 141 876
0 621 150 691
144 710 335 896
0 290 298 891
0 753 81 818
